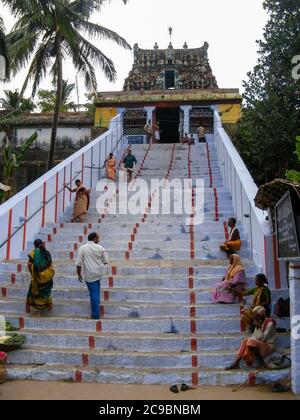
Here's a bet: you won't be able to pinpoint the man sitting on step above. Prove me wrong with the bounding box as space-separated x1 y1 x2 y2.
220 218 241 254
76 232 109 320
226 306 277 370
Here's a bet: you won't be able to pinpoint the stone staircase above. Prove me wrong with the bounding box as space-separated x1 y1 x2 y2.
0 140 290 385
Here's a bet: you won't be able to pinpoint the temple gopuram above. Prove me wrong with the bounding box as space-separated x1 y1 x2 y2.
94 41 242 143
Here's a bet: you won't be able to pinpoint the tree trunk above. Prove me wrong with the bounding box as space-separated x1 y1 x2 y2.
48 34 63 170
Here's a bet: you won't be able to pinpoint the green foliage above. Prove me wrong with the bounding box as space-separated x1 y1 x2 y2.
37 80 77 113
3 132 38 180
0 89 36 112
233 0 300 186
286 136 300 182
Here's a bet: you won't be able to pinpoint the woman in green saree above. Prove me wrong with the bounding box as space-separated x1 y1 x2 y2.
27 239 55 316
241 273 271 331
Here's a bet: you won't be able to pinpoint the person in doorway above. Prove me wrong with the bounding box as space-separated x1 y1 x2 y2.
220 218 241 254
197 125 206 143
105 153 117 182
211 254 247 304
123 149 137 183
154 121 160 143
181 132 194 145
144 119 153 144
76 232 109 320
65 179 91 223
241 274 272 331
226 306 277 370
27 239 55 316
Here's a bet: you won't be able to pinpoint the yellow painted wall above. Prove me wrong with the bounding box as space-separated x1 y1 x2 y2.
218 104 242 124
94 107 118 128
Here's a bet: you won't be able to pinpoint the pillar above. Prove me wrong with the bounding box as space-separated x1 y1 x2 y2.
180 105 192 135
144 106 156 124
289 261 300 394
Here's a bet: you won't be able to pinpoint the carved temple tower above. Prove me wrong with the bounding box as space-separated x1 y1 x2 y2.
95 41 242 143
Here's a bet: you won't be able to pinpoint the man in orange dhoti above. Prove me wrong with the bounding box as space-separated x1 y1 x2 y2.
105 153 117 181
220 217 242 254
226 306 277 370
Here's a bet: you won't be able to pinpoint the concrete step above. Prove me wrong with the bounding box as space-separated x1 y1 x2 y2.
6 364 290 385
4 314 242 334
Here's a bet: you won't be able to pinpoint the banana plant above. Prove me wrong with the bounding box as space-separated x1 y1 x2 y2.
1 132 38 201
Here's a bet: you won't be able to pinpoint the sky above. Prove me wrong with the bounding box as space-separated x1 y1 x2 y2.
0 0 269 105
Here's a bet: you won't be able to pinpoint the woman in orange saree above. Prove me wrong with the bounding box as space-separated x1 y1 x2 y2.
105 153 117 181
65 179 90 222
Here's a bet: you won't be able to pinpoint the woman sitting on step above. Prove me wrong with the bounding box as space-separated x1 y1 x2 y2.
211 254 247 304
226 306 277 370
26 239 55 316
241 273 271 332
220 218 241 254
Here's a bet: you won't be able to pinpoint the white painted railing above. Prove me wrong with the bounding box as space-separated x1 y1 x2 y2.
213 110 272 272
0 114 126 260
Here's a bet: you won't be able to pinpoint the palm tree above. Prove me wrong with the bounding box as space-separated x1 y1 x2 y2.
37 79 77 113
6 0 131 169
0 14 9 80
0 89 36 112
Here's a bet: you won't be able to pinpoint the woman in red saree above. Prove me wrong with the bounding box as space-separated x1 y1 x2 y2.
65 179 91 223
105 153 117 181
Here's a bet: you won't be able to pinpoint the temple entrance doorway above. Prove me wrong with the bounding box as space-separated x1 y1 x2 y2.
156 108 180 143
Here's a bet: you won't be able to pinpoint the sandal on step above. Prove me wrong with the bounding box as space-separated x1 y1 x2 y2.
170 385 179 394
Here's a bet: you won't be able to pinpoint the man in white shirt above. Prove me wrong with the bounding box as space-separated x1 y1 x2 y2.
76 232 109 320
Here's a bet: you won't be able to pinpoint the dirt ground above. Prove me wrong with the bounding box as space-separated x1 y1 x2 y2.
0 381 299 400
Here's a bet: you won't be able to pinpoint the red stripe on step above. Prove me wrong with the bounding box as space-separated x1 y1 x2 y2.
192 355 198 368
189 277 194 289
223 221 230 241
104 291 109 302
53 227 57 235
89 336 95 349
75 370 82 383
128 242 133 251
96 321 102 332
206 143 213 188
133 228 137 235
88 223 92 229
190 306 196 318
60 223 64 228
79 236 83 243
190 250 195 259
11 274 16 284
191 320 196 334
70 252 74 260
82 354 89 366
125 251 130 260
190 232 194 242
18 317 24 329
1 288 7 297
112 267 117 276
101 306 105 317
191 338 197 351
192 372 199 387
74 243 78 251
84 227 88 236
131 235 135 242
189 268 194 276
135 223 140 229
47 235 52 242
248 372 256 386
109 277 114 288
214 188 219 221
190 292 196 305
